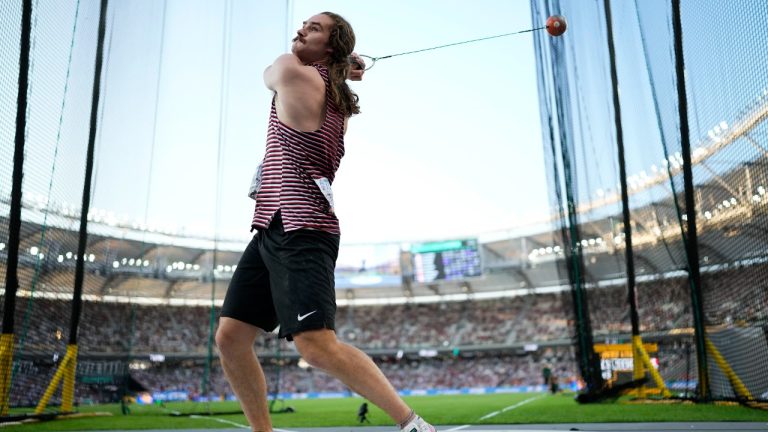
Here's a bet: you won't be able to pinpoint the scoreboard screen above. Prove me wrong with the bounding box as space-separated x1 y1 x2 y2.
411 239 481 283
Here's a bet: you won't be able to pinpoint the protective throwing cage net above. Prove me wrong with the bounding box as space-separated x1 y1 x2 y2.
531 0 768 403
1 0 105 412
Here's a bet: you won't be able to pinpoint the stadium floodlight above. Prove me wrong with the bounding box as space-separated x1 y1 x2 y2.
0 242 4 250
759 186 766 195
730 197 737 205
185 263 192 270
38 253 44 260
166 265 173 273
753 195 762 203
193 264 200 270
112 261 119 268
129 259 135 266
705 211 713 219
58 255 64 263
30 246 39 255
66 252 72 259
143 260 149 267
89 254 95 262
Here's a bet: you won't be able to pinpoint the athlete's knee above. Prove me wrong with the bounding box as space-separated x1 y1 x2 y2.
293 329 339 368
214 326 239 356
215 318 257 356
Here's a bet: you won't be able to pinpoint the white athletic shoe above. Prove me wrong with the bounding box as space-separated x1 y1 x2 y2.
400 415 436 432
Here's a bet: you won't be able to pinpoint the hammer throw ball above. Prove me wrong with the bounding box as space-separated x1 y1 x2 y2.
546 15 567 37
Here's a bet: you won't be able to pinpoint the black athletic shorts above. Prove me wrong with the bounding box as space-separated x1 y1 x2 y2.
220 211 339 340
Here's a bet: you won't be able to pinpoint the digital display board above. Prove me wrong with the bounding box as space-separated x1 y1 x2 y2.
411 239 481 283
594 343 659 383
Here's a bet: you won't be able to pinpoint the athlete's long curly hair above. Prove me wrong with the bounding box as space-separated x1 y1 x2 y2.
322 12 360 117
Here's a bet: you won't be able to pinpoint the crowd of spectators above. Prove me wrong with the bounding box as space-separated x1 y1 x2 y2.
3 263 765 355
3 262 765 406
14 340 709 406
12 347 576 405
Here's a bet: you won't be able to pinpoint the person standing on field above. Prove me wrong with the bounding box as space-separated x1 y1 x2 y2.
216 12 437 432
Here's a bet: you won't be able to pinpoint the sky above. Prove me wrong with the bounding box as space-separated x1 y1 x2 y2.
1 0 551 254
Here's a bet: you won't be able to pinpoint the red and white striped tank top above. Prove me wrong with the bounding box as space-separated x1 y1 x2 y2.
251 63 346 235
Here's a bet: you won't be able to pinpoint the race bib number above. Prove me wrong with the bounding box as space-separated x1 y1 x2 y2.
314 177 335 213
248 163 263 200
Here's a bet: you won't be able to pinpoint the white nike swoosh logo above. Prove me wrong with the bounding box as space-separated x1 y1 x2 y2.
297 310 317 321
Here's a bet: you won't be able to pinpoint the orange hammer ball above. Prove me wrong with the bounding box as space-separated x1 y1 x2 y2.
546 15 567 36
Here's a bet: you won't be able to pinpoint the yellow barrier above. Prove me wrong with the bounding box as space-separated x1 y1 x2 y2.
35 344 78 414
705 337 753 401
0 334 15 416
632 335 672 398
632 335 646 399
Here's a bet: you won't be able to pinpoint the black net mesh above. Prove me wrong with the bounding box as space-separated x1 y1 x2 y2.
1 0 103 410
681 0 768 402
532 0 768 402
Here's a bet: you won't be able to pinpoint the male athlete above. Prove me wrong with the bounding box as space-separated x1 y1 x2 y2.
216 12 435 432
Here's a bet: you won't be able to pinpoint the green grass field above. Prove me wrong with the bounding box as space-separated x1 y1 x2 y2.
4 393 768 431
